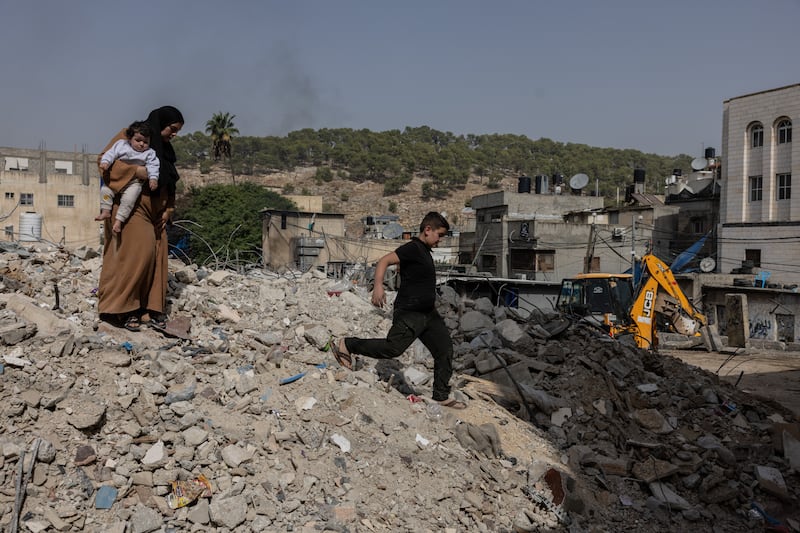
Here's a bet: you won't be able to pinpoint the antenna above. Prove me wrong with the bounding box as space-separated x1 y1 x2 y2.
569 173 589 191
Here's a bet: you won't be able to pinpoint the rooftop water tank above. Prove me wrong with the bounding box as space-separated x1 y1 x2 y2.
517 175 531 193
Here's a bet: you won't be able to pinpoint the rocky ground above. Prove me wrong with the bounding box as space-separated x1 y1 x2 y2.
1 240 799 532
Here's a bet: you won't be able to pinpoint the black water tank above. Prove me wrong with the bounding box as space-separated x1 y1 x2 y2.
672 168 682 176
705 147 716 159
633 168 646 183
552 173 565 185
534 174 549 194
517 175 532 193
625 184 635 203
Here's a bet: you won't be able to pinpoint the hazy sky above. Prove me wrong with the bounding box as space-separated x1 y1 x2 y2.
1 1 797 157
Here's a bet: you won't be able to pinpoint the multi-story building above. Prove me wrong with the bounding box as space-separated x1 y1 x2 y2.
1 146 101 248
720 83 798 284
464 185 607 281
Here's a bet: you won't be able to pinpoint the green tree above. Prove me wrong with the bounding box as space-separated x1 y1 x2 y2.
205 112 240 161
315 166 333 183
177 183 295 267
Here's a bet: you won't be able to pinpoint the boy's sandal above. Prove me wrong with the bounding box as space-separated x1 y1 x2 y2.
437 398 467 410
330 338 353 370
124 315 141 332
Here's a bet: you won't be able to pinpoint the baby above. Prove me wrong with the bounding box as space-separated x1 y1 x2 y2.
96 121 160 233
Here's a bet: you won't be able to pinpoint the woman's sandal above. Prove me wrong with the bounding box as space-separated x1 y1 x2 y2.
437 398 467 410
124 315 141 332
149 315 167 329
330 338 353 370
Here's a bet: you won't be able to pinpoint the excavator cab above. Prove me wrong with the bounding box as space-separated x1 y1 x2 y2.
558 274 635 333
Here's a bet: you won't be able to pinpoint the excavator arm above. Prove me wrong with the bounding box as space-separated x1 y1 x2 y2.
629 254 707 349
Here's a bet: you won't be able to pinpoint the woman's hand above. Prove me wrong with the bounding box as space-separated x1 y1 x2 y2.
156 207 174 233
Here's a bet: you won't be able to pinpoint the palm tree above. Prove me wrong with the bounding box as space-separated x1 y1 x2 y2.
205 112 239 161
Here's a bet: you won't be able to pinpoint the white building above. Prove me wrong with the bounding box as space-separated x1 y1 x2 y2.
720 83 799 284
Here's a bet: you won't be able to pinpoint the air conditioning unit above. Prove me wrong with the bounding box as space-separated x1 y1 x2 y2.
612 227 624 241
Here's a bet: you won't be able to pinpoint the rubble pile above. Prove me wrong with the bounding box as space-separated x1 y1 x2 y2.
0 241 798 532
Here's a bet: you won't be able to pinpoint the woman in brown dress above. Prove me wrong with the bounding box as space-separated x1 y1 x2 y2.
97 106 184 330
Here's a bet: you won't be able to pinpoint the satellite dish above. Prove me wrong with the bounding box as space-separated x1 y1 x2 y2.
382 223 403 239
569 173 589 190
691 158 707 171
700 257 716 273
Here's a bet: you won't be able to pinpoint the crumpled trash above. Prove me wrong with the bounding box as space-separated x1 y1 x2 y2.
166 474 212 509
326 280 352 296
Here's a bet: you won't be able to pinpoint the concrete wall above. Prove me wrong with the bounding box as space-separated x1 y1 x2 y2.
702 286 800 343
472 190 603 215
1 147 100 247
262 211 346 270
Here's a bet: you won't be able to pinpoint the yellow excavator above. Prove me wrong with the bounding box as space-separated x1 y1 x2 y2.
557 254 706 349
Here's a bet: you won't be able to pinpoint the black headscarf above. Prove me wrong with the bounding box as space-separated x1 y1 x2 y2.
146 106 184 193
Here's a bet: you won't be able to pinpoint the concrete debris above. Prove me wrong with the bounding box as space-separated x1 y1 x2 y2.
0 243 798 532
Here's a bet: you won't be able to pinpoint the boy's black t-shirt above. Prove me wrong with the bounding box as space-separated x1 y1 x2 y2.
393 237 435 312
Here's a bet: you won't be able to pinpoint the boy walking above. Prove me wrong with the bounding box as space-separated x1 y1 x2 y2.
333 212 465 409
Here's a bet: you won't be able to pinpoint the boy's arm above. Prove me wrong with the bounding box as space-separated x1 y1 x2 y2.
371 252 400 307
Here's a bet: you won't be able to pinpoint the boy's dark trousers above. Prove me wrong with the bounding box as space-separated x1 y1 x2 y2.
345 308 453 401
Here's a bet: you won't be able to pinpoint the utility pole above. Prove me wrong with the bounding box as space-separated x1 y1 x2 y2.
584 220 596 274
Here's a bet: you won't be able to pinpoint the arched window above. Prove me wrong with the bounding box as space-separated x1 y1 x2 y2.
751 124 764 148
777 119 792 144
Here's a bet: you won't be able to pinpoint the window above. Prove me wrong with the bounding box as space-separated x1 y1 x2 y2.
536 252 555 272
4 192 13 199
4 157 29 171
54 161 73 174
778 119 792 144
481 254 497 270
691 218 705 233
749 175 762 202
745 249 761 268
751 124 764 148
20 193 33 206
510 250 535 270
57 194 75 207
777 173 791 200
4 226 12 239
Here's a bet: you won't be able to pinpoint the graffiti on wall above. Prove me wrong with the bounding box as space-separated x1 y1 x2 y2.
749 315 772 339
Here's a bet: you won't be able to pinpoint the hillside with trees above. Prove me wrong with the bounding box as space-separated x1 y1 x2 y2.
173 126 694 201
